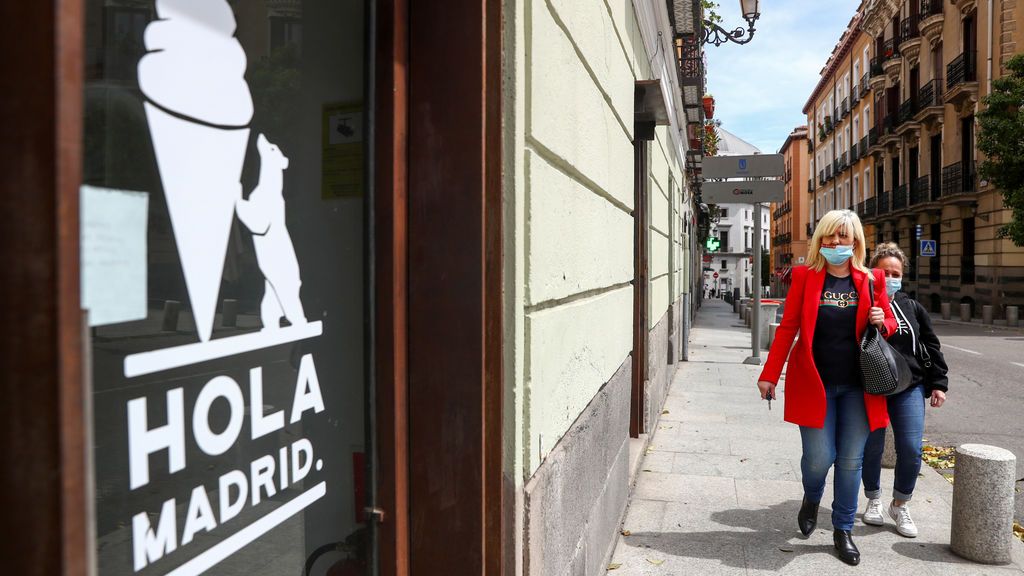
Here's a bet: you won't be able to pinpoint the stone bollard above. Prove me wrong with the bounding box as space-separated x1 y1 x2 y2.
982 305 994 325
881 424 897 469
1007 306 1019 327
960 303 972 323
745 305 753 327
768 323 779 349
161 300 181 332
950 444 1017 564
941 302 952 320
222 299 238 327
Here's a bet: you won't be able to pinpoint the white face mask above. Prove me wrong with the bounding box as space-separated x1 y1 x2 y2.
885 277 902 296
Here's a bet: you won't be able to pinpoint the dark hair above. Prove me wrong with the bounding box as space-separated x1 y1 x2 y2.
869 242 908 269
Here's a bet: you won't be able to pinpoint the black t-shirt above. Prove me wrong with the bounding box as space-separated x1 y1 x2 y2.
812 274 860 387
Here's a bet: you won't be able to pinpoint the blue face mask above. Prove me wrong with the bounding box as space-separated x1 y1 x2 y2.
886 277 902 296
820 244 854 266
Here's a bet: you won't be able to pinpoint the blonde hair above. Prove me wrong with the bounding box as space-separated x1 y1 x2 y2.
806 209 868 273
869 242 908 269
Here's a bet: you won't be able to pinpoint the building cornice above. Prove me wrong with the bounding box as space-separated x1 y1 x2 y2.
859 0 900 39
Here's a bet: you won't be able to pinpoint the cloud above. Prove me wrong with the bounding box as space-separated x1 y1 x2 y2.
704 0 862 152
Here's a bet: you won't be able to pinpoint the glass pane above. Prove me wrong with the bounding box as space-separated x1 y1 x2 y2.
82 1 369 574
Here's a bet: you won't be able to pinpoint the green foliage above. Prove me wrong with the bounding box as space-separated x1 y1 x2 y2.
702 0 723 25
977 54 1024 245
703 118 722 157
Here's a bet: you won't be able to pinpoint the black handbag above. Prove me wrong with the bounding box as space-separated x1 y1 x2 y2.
859 277 913 396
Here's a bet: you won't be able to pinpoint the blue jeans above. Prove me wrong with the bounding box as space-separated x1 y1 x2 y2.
862 384 926 502
799 381 871 531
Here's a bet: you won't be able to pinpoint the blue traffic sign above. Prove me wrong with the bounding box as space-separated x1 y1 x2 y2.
920 239 937 257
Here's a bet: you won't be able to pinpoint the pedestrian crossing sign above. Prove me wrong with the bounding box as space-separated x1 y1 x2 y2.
920 239 937 257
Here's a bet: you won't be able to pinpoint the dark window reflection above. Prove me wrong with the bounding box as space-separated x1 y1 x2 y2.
83 1 368 574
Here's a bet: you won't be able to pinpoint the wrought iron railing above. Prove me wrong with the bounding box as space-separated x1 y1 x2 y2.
882 37 899 62
947 51 978 89
911 175 930 204
868 127 879 146
894 183 908 210
851 143 860 162
918 78 943 109
865 196 877 217
859 136 868 155
826 164 833 181
877 191 890 213
870 57 884 77
899 97 917 124
941 161 977 196
860 73 870 94
839 152 848 170
841 97 850 118
920 0 943 19
900 15 920 43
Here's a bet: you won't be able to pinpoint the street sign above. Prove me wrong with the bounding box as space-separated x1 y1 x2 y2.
701 180 784 204
702 254 713 263
920 239 937 257
713 272 719 279
702 154 784 179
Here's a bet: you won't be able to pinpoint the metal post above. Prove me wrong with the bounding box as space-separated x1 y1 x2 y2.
745 203 763 365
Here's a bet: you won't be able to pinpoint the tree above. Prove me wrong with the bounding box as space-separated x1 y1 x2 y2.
977 54 1024 245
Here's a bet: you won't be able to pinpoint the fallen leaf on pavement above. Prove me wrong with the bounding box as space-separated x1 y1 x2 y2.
778 546 794 553
608 563 622 570
621 530 631 536
662 409 670 415
645 558 665 566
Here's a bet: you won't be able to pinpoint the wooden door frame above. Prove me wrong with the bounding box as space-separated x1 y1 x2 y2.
631 140 649 438
405 0 504 574
0 1 87 575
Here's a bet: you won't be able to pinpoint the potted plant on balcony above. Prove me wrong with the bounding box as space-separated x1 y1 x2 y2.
703 93 715 119
703 118 721 156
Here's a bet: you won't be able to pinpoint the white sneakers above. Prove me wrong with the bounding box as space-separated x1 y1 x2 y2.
888 502 918 537
862 498 885 526
862 498 918 537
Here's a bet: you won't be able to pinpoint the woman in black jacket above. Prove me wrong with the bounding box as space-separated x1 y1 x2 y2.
861 242 949 537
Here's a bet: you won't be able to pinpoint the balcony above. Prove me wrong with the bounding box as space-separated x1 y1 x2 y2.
877 191 890 215
869 57 887 92
946 51 979 108
899 15 922 64
819 170 826 185
808 178 815 192
914 78 945 125
833 159 839 175
893 183 908 210
880 114 899 146
867 126 881 154
826 164 833 181
859 136 868 156
839 151 849 170
850 142 860 163
860 73 870 96
841 97 850 119
882 38 902 81
941 161 977 199
824 115 834 134
865 197 877 218
852 84 861 105
911 175 931 205
920 0 944 44
896 96 919 135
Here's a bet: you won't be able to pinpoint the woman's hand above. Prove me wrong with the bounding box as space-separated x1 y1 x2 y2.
930 390 946 408
869 306 886 330
757 380 776 400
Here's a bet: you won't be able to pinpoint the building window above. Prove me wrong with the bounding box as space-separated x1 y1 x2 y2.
720 230 730 249
720 208 728 218
721 259 728 270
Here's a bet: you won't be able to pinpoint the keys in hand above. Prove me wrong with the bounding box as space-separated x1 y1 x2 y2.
765 388 773 410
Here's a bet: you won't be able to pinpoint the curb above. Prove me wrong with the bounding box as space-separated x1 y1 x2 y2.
929 315 1024 334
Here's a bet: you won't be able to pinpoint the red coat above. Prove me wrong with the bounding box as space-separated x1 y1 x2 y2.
759 265 899 431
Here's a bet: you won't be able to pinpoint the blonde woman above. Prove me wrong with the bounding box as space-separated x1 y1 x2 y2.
861 243 949 538
756 209 898 566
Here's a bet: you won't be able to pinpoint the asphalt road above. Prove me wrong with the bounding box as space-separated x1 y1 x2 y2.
917 318 1024 522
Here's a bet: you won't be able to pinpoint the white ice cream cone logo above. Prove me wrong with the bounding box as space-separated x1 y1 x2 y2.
139 0 255 343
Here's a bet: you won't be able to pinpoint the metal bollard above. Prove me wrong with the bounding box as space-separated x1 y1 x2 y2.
982 305 993 325
941 302 952 320
768 323 779 349
1007 306 1019 327
161 300 181 332
950 444 1017 564
222 299 238 327
960 302 972 323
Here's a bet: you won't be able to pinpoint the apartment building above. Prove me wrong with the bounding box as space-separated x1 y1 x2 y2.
805 12 876 243
801 0 1024 314
857 0 1024 313
772 126 811 296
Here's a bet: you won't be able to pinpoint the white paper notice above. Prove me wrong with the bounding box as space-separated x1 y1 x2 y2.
81 185 149 326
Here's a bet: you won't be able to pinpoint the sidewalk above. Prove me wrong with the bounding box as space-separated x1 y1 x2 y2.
607 298 1024 575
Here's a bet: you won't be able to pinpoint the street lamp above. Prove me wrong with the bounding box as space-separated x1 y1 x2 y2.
702 0 761 47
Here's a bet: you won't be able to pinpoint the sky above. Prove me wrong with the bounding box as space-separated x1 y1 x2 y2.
703 0 863 154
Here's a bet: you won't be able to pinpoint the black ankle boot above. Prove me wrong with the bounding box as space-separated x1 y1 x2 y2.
797 498 819 536
833 529 861 566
